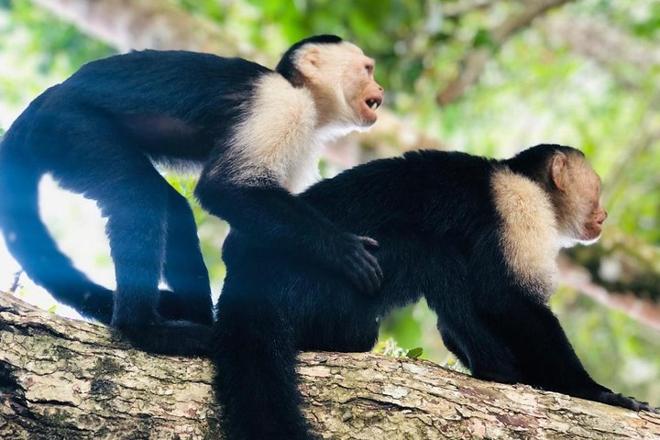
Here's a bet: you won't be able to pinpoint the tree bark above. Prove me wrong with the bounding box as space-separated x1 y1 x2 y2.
0 293 658 439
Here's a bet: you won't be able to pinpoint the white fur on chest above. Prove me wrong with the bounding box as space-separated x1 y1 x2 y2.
491 169 560 298
224 73 326 193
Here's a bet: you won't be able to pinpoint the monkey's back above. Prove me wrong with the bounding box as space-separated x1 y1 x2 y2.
4 50 273 163
58 50 271 118
219 150 506 347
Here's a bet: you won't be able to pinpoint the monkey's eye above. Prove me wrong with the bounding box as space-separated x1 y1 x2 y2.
365 64 374 74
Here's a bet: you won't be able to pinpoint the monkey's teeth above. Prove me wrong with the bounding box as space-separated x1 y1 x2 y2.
366 98 381 111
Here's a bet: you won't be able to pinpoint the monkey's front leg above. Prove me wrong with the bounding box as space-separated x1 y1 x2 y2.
492 297 655 412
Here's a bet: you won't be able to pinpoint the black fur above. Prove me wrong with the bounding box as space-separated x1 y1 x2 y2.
0 35 381 355
213 144 654 440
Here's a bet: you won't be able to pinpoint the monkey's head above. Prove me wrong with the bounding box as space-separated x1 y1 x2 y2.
510 145 608 247
276 35 384 129
549 149 607 246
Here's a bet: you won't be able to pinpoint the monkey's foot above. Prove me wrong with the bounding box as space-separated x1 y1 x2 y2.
115 320 211 357
158 289 214 325
596 391 658 413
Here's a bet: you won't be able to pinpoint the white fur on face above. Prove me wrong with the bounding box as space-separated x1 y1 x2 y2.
491 169 560 298
560 234 601 248
556 157 604 243
294 42 372 129
221 73 322 193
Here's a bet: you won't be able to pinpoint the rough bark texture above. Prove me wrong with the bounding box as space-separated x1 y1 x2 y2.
0 293 658 439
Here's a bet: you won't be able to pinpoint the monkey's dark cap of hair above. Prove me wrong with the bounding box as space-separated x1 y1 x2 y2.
517 144 584 160
276 34 343 85
507 144 584 186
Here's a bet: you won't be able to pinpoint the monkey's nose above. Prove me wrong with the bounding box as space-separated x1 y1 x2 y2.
597 210 608 225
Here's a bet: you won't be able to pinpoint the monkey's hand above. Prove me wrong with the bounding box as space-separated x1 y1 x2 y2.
326 234 383 294
596 391 658 413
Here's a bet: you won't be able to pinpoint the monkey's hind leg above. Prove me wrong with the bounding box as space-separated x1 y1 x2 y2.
85 155 207 355
159 186 213 325
104 171 212 354
47 127 208 356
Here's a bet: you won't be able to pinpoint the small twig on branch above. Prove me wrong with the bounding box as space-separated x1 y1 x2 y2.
8 271 22 294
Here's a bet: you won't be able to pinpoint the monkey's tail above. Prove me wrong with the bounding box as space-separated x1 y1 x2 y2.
0 130 113 324
213 292 316 440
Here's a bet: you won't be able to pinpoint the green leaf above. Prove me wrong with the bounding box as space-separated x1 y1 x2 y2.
406 347 423 359
473 28 495 50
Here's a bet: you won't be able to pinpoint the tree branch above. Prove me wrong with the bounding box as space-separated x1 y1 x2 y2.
32 0 260 59
441 0 498 18
567 229 660 303
559 258 660 331
436 0 575 105
0 292 658 439
541 15 660 77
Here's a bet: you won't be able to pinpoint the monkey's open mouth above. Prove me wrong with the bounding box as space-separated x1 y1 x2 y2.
365 97 382 110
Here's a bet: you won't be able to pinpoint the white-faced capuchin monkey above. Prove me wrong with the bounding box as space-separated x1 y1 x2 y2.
0 35 384 355
213 144 655 440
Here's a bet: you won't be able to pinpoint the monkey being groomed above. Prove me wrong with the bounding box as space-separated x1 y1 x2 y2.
0 35 384 355
212 144 654 440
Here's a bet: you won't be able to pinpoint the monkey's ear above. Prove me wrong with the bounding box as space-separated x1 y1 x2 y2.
550 152 568 192
297 47 321 73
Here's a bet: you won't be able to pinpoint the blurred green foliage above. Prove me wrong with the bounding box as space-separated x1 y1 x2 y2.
0 0 658 405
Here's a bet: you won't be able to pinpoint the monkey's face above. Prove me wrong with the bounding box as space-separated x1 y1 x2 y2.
552 153 607 246
575 167 607 243
297 42 384 128
339 46 384 127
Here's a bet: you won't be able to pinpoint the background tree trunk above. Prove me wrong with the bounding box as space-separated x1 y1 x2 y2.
0 293 657 439
32 0 254 57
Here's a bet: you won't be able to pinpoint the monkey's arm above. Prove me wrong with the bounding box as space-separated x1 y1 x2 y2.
195 177 382 293
490 297 655 412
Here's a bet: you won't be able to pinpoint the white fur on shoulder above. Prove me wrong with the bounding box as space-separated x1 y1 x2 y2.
491 169 560 298
222 73 320 193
